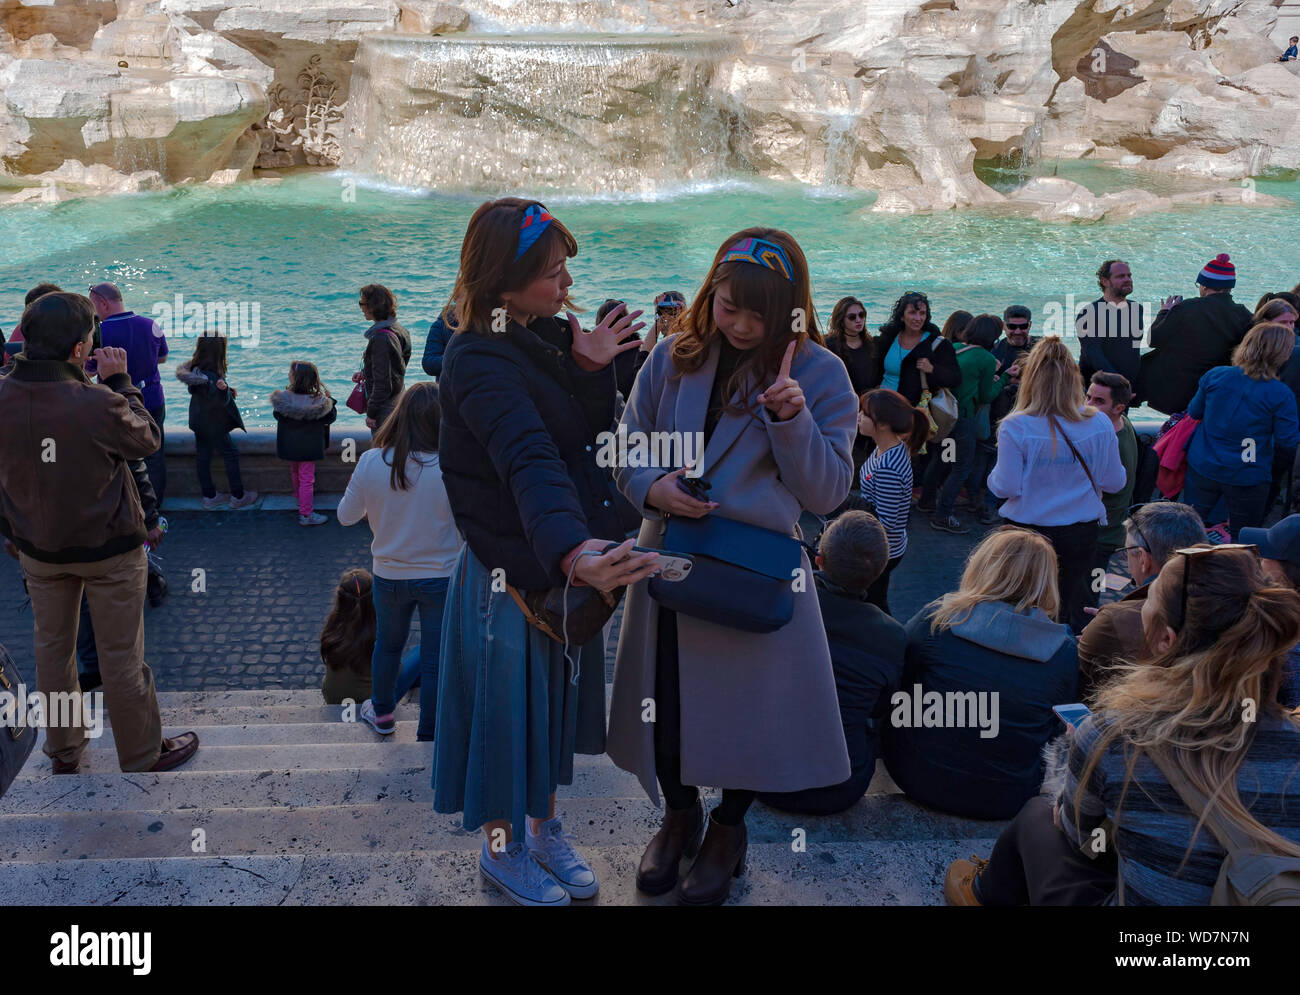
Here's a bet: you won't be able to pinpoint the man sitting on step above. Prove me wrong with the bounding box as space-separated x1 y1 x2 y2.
0 291 198 774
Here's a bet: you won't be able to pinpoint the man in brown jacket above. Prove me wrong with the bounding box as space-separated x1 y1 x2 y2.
1077 500 1207 700
0 292 197 773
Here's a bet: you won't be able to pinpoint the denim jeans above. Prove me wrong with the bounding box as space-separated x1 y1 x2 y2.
194 432 244 499
145 404 166 508
1184 465 1270 542
935 416 986 518
371 574 449 740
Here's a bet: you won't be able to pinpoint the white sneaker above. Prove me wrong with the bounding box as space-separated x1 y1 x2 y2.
479 840 570 907
526 815 598 899
229 490 259 510
201 493 231 511
298 512 327 526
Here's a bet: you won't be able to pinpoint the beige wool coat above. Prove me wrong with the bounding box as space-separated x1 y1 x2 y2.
606 334 859 802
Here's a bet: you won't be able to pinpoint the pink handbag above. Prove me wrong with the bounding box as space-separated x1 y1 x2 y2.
346 381 367 414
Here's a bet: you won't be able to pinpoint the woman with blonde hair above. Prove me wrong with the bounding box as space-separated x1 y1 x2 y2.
607 226 858 905
948 544 1300 906
988 337 1126 631
1185 322 1300 541
883 526 1079 819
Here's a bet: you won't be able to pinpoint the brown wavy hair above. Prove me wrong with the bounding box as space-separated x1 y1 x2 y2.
668 227 822 419
441 197 581 336
372 382 440 491
1072 546 1300 862
320 568 375 680
289 360 329 398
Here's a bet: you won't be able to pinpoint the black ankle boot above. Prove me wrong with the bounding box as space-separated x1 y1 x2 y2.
678 810 747 906
636 796 705 895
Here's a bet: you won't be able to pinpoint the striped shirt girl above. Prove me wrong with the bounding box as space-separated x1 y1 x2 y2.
860 441 912 559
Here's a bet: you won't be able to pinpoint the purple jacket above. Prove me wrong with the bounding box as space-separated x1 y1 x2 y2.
99 311 168 410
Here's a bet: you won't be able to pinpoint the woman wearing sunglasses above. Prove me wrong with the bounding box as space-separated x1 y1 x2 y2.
947 543 1300 905
826 296 880 474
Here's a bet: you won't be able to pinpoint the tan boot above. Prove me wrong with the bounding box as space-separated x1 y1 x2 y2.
944 854 989 906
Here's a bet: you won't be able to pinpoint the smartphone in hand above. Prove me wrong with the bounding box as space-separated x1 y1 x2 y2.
1052 703 1092 731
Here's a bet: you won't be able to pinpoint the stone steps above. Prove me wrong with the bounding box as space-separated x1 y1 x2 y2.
0 841 995 906
0 687 1007 904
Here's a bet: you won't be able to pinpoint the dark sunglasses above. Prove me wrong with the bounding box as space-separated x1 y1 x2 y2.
1006 322 1030 331
1123 502 1156 555
1173 543 1258 628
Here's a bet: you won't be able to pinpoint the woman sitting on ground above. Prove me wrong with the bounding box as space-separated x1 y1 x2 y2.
948 543 1300 906
883 526 1078 820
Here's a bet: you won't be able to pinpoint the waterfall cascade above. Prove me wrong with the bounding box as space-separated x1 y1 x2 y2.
339 32 742 195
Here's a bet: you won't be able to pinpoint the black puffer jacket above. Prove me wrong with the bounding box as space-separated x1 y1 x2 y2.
872 322 961 406
438 315 625 591
271 389 337 462
176 361 245 441
361 319 412 422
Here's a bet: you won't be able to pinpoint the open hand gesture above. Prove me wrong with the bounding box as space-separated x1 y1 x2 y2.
568 305 644 372
757 340 805 422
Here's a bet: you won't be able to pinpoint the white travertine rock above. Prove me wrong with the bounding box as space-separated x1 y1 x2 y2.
0 0 1296 204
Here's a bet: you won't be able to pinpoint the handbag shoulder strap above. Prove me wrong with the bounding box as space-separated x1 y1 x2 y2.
1047 412 1099 494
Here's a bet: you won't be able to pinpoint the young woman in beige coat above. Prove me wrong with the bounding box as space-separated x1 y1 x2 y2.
607 227 859 905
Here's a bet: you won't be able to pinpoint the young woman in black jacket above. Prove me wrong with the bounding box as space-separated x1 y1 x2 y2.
433 198 661 907
873 291 961 407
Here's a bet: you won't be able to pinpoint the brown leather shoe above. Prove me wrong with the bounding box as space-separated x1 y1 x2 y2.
678 811 747 906
147 732 199 772
52 757 79 775
636 797 705 895
944 855 988 906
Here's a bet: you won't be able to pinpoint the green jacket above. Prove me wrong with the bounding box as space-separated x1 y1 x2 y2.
1099 416 1138 548
953 345 1005 419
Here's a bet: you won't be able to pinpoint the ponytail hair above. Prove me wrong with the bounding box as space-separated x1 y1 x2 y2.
862 388 929 455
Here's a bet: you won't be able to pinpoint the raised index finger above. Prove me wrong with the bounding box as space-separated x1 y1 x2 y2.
778 339 797 381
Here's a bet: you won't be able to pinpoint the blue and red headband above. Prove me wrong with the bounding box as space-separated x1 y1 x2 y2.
720 237 795 283
515 204 554 260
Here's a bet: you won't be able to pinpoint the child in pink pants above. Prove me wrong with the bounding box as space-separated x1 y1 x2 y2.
270 361 337 526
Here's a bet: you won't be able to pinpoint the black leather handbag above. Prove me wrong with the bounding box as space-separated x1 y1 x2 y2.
648 514 804 633
0 643 36 800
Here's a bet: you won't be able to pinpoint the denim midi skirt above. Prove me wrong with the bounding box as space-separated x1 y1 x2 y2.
432 546 607 840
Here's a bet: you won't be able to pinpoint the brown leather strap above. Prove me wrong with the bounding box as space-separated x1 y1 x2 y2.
504 583 561 643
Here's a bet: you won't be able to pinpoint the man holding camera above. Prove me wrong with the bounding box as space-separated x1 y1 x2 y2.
0 292 197 774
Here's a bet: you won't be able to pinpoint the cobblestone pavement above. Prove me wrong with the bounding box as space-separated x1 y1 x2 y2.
0 504 1135 692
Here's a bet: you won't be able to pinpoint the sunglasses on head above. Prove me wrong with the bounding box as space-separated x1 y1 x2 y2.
1172 543 1258 628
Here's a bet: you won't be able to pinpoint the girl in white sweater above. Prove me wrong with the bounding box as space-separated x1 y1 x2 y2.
338 382 463 739
988 337 1125 633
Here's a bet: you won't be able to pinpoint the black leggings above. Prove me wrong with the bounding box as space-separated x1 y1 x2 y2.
654 607 755 825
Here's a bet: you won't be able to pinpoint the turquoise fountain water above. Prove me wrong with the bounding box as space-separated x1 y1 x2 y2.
0 165 1295 428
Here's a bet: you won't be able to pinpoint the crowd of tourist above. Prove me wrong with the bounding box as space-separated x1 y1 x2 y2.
2 199 1300 908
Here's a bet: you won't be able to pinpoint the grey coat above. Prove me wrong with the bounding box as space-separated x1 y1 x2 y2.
606 334 859 802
